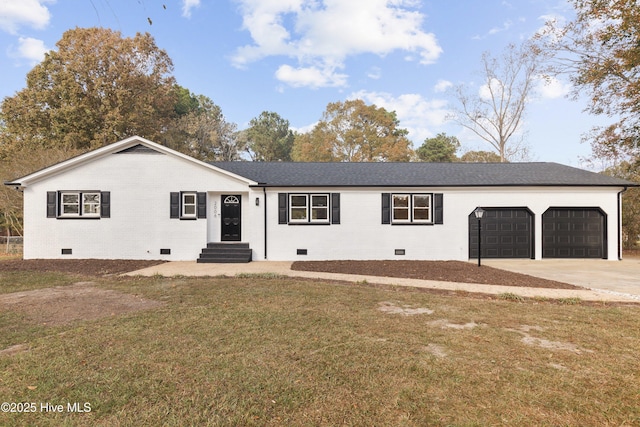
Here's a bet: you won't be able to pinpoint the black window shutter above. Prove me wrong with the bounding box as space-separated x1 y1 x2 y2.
197 192 207 218
382 193 391 224
170 192 180 218
47 192 57 218
278 193 288 224
100 191 111 218
434 193 443 224
331 193 341 224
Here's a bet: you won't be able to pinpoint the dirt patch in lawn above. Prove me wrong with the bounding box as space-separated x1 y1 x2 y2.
0 282 163 326
292 260 581 289
0 259 166 276
377 301 434 316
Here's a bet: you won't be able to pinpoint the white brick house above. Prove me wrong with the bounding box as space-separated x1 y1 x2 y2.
5 136 636 261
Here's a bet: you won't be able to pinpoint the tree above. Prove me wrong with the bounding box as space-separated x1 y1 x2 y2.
243 111 295 161
292 99 413 162
0 27 177 151
537 0 640 164
536 0 640 246
448 42 542 162
0 145 83 236
166 94 243 162
459 150 503 163
173 85 201 116
416 133 460 162
602 161 640 248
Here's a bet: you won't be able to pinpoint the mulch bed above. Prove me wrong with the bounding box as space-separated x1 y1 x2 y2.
291 260 582 289
0 259 166 276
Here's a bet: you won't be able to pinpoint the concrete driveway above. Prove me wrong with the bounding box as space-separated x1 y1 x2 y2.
483 258 640 300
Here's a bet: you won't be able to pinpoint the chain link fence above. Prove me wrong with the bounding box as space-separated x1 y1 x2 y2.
1 236 23 254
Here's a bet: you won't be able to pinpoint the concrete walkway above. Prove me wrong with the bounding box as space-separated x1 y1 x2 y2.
125 260 640 303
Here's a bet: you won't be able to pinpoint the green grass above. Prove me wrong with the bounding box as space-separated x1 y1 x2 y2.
0 271 78 294
557 297 582 305
498 292 526 302
1 273 639 426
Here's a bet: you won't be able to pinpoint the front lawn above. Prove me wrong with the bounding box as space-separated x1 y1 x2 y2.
1 272 639 426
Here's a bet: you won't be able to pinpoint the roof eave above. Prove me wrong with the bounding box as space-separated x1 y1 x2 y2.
250 183 636 188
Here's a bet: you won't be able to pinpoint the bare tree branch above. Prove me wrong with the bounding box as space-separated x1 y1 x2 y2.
448 42 542 162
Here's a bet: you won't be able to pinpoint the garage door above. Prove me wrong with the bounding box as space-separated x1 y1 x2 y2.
542 208 606 258
469 208 533 259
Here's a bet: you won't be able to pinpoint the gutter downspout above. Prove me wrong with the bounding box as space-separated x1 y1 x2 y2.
263 186 267 260
618 187 627 260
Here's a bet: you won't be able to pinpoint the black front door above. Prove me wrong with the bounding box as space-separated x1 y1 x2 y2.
221 195 241 241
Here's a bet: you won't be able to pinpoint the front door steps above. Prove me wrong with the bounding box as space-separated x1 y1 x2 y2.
197 242 252 263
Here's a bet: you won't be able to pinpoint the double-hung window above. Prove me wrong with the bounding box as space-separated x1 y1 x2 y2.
47 191 109 219
170 192 206 220
278 193 340 225
290 195 309 222
182 192 197 218
392 194 411 222
412 194 431 222
288 194 330 223
59 192 101 218
392 194 432 224
383 193 442 225
311 195 329 221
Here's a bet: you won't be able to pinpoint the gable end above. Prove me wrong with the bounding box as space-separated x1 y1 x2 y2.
114 144 164 155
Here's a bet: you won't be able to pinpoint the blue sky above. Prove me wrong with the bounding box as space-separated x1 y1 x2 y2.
0 0 609 166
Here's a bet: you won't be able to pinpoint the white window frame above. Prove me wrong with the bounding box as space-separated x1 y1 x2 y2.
391 193 432 224
392 194 411 223
310 194 329 223
412 194 432 223
60 192 80 217
59 191 101 218
82 193 101 217
289 193 330 224
181 192 197 218
289 194 309 223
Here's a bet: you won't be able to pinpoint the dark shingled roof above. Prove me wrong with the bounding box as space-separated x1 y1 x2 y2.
210 161 636 187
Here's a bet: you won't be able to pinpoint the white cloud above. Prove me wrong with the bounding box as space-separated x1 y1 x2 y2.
434 79 452 93
473 20 513 39
181 0 201 18
478 78 504 101
12 37 48 65
291 121 317 134
535 13 568 42
538 13 567 28
275 63 348 88
233 0 442 88
489 19 513 35
367 66 382 80
537 76 571 99
0 0 52 34
349 90 451 144
477 74 570 102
